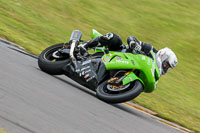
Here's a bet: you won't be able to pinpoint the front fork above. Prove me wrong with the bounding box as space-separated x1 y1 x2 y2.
108 69 144 87
68 30 82 69
108 70 134 86
114 70 134 85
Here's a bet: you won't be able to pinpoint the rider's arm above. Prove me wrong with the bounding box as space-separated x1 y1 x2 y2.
84 33 114 49
85 33 123 51
84 37 101 49
127 36 158 55
141 42 158 54
153 47 158 53
141 42 153 54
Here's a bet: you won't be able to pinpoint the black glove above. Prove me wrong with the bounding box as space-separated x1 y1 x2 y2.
127 36 141 52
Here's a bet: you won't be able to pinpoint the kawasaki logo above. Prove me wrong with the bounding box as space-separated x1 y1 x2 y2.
116 60 129 64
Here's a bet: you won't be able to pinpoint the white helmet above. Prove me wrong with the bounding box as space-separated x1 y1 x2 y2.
157 47 178 75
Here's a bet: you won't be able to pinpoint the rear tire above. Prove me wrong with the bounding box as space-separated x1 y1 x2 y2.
96 80 143 104
38 43 70 75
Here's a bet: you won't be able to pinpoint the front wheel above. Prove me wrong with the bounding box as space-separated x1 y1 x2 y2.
38 43 70 75
96 80 143 104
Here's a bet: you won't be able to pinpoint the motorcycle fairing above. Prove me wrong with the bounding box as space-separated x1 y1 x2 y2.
91 29 107 53
122 72 144 85
91 29 102 39
63 58 106 90
101 51 160 92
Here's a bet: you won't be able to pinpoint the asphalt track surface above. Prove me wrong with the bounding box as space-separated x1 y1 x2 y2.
0 41 181 133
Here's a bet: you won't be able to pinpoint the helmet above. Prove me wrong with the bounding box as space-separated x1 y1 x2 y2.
156 47 178 75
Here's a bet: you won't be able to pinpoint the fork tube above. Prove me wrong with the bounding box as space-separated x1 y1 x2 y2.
70 40 77 60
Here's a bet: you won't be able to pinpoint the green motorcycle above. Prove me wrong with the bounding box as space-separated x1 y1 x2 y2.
38 29 160 103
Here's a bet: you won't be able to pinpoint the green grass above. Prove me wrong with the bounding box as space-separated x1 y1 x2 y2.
0 0 199 132
0 128 8 133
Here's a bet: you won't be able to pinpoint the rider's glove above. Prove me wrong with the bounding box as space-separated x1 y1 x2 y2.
129 41 142 53
127 36 141 53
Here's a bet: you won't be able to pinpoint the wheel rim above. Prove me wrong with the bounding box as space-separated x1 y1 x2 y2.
43 46 69 62
102 82 132 95
106 83 130 92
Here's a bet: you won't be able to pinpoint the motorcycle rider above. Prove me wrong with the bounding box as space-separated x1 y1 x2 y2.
79 33 178 76
126 36 178 75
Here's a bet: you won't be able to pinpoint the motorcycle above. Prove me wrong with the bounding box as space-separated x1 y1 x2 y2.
38 29 160 104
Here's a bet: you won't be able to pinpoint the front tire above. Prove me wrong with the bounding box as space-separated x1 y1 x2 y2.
96 80 143 104
38 43 70 75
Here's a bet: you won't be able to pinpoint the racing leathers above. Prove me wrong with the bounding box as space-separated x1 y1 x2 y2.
80 33 158 56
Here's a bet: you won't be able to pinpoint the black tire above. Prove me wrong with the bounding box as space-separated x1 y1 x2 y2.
38 43 70 75
96 80 143 104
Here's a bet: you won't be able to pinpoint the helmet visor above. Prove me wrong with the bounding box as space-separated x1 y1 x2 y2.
162 61 171 74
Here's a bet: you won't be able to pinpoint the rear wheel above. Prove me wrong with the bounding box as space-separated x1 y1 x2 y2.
38 43 70 75
96 79 143 104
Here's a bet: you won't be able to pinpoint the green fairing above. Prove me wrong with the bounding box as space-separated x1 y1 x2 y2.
90 29 160 93
123 72 144 85
151 51 160 81
101 51 160 93
91 29 102 39
91 29 105 52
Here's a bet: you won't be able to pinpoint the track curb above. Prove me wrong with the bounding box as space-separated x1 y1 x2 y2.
123 102 194 133
0 38 24 50
0 38 38 59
